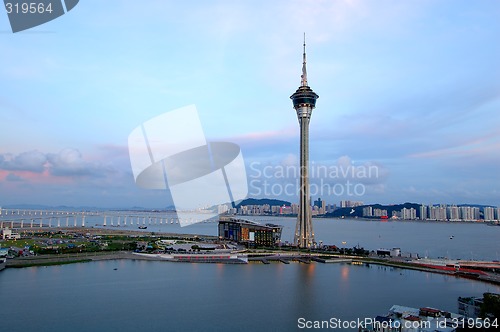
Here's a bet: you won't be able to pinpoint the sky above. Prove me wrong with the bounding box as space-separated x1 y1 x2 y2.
1 0 499 208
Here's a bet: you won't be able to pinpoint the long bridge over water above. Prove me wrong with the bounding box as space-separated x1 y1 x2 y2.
0 208 217 230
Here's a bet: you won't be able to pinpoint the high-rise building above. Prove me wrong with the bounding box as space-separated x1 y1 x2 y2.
401 208 416 220
373 209 388 217
460 206 480 221
429 206 447 221
313 197 322 208
313 197 326 214
326 204 336 213
419 205 428 220
291 35 319 248
218 204 229 214
484 207 495 221
340 200 364 208
447 205 460 221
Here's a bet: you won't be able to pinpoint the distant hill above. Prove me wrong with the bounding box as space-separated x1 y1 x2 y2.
235 198 292 208
456 204 496 208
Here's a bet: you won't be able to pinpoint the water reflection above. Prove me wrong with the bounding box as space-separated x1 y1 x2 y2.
340 265 349 281
0 261 499 332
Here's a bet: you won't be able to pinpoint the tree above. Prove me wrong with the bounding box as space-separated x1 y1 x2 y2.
481 292 500 319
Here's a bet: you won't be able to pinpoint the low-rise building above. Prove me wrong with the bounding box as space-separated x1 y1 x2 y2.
458 293 500 319
457 296 483 318
364 304 464 332
218 217 282 247
376 248 401 257
1 227 20 240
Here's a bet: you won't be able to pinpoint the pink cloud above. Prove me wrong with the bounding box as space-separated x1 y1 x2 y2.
409 134 500 159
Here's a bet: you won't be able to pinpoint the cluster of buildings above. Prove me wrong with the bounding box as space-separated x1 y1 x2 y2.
362 206 389 218
362 205 500 222
219 199 500 222
365 293 499 332
363 305 464 332
218 202 333 217
218 198 355 217
339 200 364 208
419 205 500 222
457 293 499 318
362 207 417 219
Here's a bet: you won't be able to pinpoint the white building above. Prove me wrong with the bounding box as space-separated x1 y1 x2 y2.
429 206 447 221
460 206 480 221
217 204 229 214
373 209 388 217
363 206 373 217
401 208 416 220
483 207 495 221
447 206 460 221
1 227 20 240
419 205 428 220
340 200 363 208
457 296 483 318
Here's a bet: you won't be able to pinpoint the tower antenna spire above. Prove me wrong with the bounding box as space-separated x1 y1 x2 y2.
301 32 308 86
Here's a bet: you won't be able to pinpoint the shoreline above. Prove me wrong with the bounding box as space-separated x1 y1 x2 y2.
3 225 219 238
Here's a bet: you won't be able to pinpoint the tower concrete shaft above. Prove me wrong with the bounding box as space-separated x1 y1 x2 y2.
291 35 318 248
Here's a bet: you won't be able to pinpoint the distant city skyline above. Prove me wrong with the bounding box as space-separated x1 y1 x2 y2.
1 1 499 208
225 198 500 221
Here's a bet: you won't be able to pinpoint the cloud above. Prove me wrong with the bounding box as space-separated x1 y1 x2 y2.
408 131 500 160
47 148 114 177
0 148 152 207
0 150 47 172
0 148 116 178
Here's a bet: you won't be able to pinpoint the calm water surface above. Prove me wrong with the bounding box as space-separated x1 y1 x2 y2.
0 260 499 332
2 214 499 331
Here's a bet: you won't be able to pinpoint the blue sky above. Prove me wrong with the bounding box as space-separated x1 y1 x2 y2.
1 0 499 208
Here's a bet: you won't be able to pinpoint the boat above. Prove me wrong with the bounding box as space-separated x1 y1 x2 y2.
138 226 147 229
